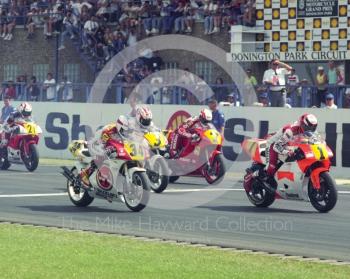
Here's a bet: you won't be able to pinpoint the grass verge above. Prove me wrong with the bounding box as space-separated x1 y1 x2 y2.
0 224 349 279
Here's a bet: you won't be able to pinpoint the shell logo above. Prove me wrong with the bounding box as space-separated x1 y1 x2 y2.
96 165 113 191
322 30 330 40
256 10 263 20
264 0 272 8
265 21 272 30
339 29 347 39
347 41 350 50
272 32 280 41
280 0 288 7
288 8 296 18
313 19 321 28
297 43 304 51
330 41 338 51
273 9 280 19
305 30 311 40
339 6 347 16
280 43 288 52
313 42 321 51
264 43 271 52
288 31 296 41
330 18 338 28
280 20 288 29
297 19 304 29
166 110 191 131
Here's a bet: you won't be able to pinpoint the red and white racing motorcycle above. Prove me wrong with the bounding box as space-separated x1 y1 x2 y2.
242 131 337 213
0 121 42 172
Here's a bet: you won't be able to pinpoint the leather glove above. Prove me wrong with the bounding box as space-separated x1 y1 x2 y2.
286 149 294 157
191 134 200 143
105 146 116 157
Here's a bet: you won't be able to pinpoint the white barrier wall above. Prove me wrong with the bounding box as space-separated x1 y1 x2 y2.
14 102 350 178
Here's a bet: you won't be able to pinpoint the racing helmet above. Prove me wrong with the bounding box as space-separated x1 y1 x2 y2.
136 105 152 127
299 113 318 133
116 115 130 137
18 102 32 118
199 108 212 124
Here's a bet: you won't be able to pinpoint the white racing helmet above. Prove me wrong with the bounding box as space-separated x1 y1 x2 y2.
136 105 152 127
199 108 212 124
18 102 32 118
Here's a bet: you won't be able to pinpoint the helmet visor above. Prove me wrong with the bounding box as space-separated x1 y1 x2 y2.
22 111 32 117
140 118 151 127
302 122 317 133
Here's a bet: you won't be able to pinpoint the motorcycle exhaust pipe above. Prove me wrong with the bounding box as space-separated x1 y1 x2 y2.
60 166 75 183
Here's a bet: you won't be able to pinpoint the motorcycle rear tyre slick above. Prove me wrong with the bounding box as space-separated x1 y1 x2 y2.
67 167 94 207
308 172 337 213
124 172 150 212
246 179 275 208
24 144 39 172
149 158 169 193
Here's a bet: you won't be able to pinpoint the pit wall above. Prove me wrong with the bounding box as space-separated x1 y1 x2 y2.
15 102 350 178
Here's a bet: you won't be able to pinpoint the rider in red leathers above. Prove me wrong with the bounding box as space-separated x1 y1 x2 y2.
169 108 213 158
245 114 318 190
80 115 131 188
0 102 33 148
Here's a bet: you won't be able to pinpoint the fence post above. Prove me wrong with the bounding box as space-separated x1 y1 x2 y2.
116 85 122 103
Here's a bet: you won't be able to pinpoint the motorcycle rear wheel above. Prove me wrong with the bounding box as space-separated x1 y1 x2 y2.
67 167 94 207
308 172 337 213
246 178 275 208
124 172 150 212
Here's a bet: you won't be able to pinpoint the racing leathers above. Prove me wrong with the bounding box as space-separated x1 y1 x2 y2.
80 123 123 187
265 122 301 176
169 116 203 158
0 111 32 147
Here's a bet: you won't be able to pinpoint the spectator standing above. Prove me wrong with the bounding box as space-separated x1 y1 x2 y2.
315 66 328 107
262 59 292 107
140 0 152 36
286 68 300 105
43 73 56 101
324 93 337 109
26 76 40 101
60 76 74 102
82 15 99 49
0 97 15 124
213 77 228 101
327 61 337 85
208 99 225 134
244 68 257 106
174 2 185 33
2 81 16 100
59 11 78 50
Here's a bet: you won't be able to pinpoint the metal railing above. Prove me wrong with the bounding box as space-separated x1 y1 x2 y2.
1 82 349 108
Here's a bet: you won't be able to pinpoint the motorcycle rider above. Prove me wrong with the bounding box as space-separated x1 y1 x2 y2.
79 115 131 188
134 105 155 132
169 108 213 158
246 113 318 188
0 102 33 147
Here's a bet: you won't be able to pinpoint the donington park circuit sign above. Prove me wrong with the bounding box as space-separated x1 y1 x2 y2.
229 50 350 62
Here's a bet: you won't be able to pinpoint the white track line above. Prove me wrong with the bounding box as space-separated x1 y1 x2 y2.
0 189 349 198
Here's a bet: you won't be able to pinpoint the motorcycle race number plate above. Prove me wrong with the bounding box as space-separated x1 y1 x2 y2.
23 123 37 135
310 144 328 160
125 142 144 160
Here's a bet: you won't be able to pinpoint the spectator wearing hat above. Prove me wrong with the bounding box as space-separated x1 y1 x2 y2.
244 69 257 106
315 66 328 107
219 93 239 107
263 59 292 107
324 93 337 109
208 99 225 134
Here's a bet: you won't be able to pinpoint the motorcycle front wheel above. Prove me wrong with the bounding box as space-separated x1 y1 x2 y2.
123 171 150 212
147 157 169 193
245 178 275 208
67 167 94 207
203 154 226 184
308 172 337 213
22 144 39 172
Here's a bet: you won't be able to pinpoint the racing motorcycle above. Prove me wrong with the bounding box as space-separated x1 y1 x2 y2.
61 134 151 212
143 128 170 193
242 131 337 213
0 121 42 172
166 123 226 184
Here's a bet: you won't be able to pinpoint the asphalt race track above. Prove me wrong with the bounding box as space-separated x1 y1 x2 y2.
1 165 350 261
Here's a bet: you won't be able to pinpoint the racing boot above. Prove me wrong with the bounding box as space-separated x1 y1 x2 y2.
79 161 97 190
